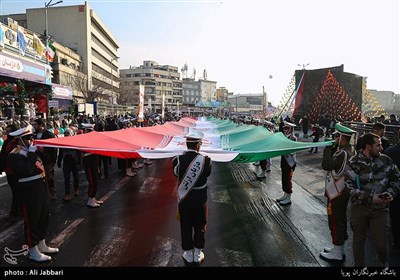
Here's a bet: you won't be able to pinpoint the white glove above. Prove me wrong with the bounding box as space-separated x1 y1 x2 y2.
28 143 37 153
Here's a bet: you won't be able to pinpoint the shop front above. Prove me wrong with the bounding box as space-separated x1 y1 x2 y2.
0 22 51 119
50 84 73 115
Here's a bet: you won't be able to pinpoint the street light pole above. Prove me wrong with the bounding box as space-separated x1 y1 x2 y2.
44 0 62 120
110 56 119 116
262 75 273 121
297 63 310 70
45 0 63 65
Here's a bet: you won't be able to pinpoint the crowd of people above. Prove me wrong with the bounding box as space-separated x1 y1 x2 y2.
0 112 399 266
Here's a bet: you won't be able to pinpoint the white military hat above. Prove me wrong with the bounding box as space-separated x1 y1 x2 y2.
185 131 204 142
81 123 95 130
9 124 34 138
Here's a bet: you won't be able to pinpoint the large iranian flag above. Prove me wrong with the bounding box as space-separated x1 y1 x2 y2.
35 117 331 162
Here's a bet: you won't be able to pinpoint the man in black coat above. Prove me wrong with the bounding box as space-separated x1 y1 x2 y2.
173 131 212 266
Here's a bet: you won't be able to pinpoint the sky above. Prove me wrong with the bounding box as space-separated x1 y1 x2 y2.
1 0 399 106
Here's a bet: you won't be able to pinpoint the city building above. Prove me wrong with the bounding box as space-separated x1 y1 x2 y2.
227 94 263 114
182 78 201 107
6 2 120 115
0 18 53 119
368 89 396 113
120 60 182 113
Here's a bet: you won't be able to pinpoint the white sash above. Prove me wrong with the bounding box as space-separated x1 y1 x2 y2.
177 154 205 204
284 154 296 168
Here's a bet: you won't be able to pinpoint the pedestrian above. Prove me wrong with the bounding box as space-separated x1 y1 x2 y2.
7 125 59 262
345 132 400 266
383 129 400 254
57 129 80 201
256 121 273 179
299 115 309 137
309 124 322 153
81 123 103 208
172 131 212 266
355 122 391 151
276 121 297 206
320 123 356 262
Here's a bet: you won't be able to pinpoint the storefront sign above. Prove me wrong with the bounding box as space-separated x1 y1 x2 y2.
52 84 73 100
0 53 50 85
48 100 59 108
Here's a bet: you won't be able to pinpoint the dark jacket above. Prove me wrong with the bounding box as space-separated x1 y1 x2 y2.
35 129 57 165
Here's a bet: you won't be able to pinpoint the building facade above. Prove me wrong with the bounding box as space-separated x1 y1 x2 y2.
120 60 182 113
8 2 120 115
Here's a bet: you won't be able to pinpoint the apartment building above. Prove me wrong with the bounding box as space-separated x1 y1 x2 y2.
120 60 182 112
8 2 119 114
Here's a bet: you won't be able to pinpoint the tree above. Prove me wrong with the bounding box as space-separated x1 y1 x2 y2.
71 71 109 103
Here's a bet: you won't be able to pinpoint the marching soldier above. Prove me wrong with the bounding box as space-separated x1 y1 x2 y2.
276 121 297 206
81 123 103 208
320 123 356 262
173 132 212 266
7 125 59 262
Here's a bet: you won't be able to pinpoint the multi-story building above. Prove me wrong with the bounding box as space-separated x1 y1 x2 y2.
182 78 201 107
368 89 396 112
227 94 263 113
216 87 228 103
199 78 217 103
0 18 77 118
7 2 120 115
120 60 182 113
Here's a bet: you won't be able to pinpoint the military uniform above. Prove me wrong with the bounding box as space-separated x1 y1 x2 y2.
7 125 58 262
173 131 212 265
320 123 356 261
81 123 103 208
277 121 297 206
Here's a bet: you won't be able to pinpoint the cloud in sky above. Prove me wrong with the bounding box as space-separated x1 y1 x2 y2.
2 0 399 105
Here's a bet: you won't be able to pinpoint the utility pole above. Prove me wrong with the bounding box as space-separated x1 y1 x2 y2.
44 0 63 119
262 86 266 122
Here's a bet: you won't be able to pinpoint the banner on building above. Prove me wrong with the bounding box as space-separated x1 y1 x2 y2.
161 92 165 118
138 84 144 122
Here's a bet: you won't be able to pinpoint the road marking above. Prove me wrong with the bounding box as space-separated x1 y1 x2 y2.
49 218 84 248
148 235 181 267
215 247 254 267
84 226 134 267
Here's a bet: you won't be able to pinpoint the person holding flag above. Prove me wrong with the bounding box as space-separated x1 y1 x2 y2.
172 132 212 266
320 123 356 262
